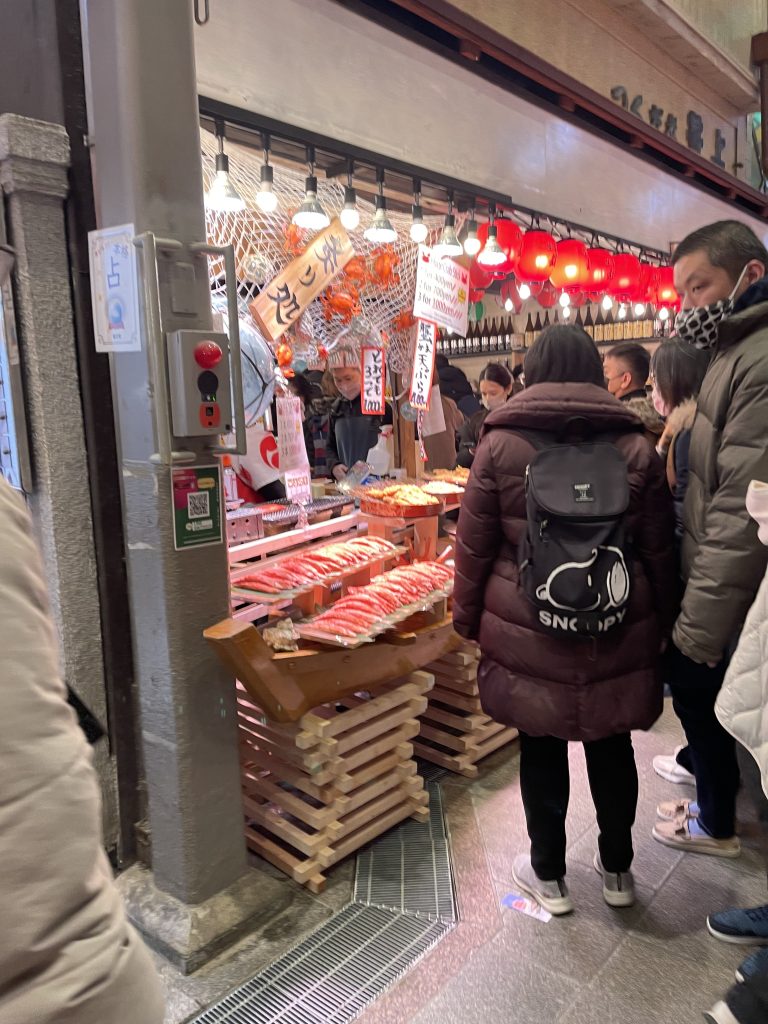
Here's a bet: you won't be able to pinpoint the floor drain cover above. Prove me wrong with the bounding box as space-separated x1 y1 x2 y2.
355 783 456 922
191 904 451 1024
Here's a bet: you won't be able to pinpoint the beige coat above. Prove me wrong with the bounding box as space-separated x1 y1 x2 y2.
0 479 164 1024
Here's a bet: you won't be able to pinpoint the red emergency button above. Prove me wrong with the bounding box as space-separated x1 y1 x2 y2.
194 341 223 369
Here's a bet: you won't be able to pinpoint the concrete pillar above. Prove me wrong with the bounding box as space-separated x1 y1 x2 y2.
79 0 288 971
0 113 119 848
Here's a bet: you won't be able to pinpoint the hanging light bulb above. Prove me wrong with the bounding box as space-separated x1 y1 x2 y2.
409 178 428 243
518 282 532 301
364 168 397 243
618 303 627 320
504 297 514 312
254 132 278 214
339 159 360 231
562 304 572 319
658 306 670 321
601 294 613 311
434 191 462 258
463 204 481 256
634 301 646 317
293 145 330 231
559 291 571 308
206 120 246 213
477 206 506 267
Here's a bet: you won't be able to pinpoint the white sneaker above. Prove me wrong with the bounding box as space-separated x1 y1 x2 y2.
703 1001 740 1024
512 853 574 916
593 852 636 908
652 745 695 786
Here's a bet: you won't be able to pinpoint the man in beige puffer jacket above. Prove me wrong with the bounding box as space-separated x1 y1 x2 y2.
0 248 164 1023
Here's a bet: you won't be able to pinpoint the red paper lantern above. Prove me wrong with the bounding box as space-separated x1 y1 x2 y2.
469 261 494 290
550 239 589 290
586 248 616 290
611 253 641 300
500 279 523 314
639 265 661 304
567 290 588 307
537 281 559 308
518 230 557 282
469 288 485 303
655 266 679 307
477 218 522 277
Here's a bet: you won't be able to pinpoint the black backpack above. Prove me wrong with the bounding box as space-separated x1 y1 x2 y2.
518 428 632 637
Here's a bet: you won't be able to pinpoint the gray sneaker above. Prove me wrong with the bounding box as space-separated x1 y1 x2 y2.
512 853 574 916
593 852 635 908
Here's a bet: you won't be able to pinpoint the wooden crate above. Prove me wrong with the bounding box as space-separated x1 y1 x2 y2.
237 670 434 893
415 641 518 778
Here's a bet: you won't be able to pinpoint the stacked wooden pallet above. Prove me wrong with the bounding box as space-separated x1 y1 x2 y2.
236 670 433 893
414 641 518 778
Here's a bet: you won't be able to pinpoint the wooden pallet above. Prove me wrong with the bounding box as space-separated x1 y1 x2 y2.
237 670 434 892
416 641 518 777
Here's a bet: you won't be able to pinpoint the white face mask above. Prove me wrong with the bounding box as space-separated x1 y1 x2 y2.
746 480 768 546
651 385 670 418
482 394 507 412
674 265 749 349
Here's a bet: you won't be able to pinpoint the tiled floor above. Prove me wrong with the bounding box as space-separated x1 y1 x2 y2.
157 700 767 1024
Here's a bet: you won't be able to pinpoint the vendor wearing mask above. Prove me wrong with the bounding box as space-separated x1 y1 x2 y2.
326 346 392 481
456 362 514 468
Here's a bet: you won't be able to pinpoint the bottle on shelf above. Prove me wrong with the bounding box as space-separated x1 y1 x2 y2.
553 309 560 326
488 317 498 353
533 311 543 343
632 309 642 340
603 307 615 344
524 312 535 349
583 306 594 339
594 306 605 344
574 307 584 330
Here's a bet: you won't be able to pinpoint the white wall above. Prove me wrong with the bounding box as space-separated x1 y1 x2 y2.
194 0 766 250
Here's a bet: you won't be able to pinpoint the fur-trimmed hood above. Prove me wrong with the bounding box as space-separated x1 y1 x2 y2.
665 398 697 436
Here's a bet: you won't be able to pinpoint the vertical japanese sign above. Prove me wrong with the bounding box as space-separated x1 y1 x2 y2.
88 224 142 353
410 320 437 411
171 465 223 551
249 219 354 342
412 245 469 336
361 346 386 415
276 395 312 503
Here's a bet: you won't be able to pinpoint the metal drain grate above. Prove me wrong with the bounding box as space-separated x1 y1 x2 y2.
354 783 456 922
192 904 451 1024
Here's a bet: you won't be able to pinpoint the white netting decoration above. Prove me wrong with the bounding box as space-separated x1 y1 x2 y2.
201 129 456 377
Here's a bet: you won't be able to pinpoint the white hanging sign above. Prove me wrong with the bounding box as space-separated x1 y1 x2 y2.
409 320 437 411
88 223 142 353
412 244 469 336
361 346 386 416
276 395 309 473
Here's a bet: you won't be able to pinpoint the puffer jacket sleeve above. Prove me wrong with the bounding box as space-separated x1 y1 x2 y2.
715 566 768 798
632 444 679 632
674 381 768 663
453 434 502 640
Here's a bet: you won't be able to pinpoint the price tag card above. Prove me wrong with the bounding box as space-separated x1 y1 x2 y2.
285 466 312 504
361 345 386 415
409 320 437 411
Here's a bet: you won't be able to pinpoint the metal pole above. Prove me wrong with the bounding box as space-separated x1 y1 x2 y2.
79 0 246 907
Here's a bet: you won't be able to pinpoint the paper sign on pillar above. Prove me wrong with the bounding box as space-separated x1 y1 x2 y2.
277 395 311 503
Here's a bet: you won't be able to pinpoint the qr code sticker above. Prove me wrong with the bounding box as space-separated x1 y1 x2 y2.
187 491 210 519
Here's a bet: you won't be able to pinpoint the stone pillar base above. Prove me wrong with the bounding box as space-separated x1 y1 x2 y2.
116 864 294 974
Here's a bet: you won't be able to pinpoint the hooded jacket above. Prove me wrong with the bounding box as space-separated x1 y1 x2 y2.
673 279 768 664
0 479 164 1024
437 363 481 416
452 383 678 741
715 481 768 799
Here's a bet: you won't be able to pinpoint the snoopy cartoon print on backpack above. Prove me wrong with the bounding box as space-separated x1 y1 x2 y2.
519 436 633 636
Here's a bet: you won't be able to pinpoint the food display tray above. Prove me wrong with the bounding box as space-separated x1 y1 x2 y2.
232 542 407 603
294 580 454 649
359 497 444 519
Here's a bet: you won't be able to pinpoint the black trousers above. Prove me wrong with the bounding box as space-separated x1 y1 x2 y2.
667 645 740 838
519 731 638 880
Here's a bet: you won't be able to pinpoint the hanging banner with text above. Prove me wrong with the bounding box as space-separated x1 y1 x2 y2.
413 244 469 336
249 218 354 343
361 346 386 415
410 320 437 411
276 395 312 503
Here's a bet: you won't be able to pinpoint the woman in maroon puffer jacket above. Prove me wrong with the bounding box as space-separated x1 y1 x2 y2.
454 325 678 916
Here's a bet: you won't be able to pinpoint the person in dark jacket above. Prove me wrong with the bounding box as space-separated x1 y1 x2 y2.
456 362 513 468
436 353 481 416
326 347 392 480
453 325 677 916
603 342 650 402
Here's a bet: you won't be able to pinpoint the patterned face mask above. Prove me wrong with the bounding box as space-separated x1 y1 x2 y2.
674 266 749 349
